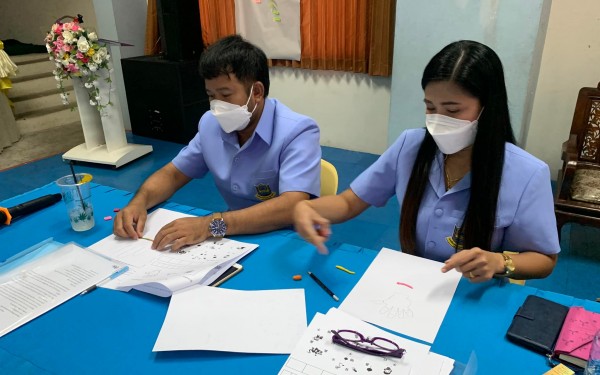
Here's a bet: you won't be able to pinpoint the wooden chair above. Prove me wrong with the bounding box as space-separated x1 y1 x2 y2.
555 82 600 239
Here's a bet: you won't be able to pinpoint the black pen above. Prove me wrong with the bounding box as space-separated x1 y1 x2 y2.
80 266 129 296
308 271 339 302
80 284 97 295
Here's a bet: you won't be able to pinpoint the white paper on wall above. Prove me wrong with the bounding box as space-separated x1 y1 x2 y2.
235 0 301 61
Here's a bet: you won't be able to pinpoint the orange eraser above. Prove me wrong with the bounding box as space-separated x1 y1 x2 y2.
292 274 302 281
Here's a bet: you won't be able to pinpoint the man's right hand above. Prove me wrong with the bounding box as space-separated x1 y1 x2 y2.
113 203 148 239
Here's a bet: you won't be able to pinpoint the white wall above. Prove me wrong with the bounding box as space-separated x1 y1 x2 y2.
388 0 550 146
269 67 391 155
525 0 600 179
0 0 97 43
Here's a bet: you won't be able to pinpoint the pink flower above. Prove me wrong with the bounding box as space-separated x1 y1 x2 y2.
63 44 71 52
76 52 84 59
66 64 79 73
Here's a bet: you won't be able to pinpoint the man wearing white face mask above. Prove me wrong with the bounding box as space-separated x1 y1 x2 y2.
293 40 560 283
114 35 321 251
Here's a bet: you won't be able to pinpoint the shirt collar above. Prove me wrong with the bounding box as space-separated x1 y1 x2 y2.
253 97 275 146
430 151 471 197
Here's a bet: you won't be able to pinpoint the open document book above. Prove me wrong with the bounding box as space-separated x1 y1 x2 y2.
89 208 258 297
0 239 128 337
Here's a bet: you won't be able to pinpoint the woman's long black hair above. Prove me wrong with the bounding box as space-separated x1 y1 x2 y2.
400 40 516 254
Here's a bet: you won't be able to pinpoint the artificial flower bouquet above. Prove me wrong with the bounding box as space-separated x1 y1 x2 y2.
45 15 113 113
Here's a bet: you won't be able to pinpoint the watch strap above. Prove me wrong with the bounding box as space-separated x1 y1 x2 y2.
501 253 516 277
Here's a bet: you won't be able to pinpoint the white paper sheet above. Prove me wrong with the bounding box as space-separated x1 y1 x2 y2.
90 208 258 297
235 0 301 60
0 242 126 337
339 248 461 343
153 285 307 354
279 308 433 375
411 352 456 375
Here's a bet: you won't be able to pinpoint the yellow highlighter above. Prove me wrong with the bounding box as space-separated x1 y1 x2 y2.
335 265 355 274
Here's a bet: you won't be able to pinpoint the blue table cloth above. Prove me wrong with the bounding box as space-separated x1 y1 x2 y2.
0 183 598 374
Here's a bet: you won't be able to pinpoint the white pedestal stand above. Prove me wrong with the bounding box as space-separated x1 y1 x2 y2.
62 66 152 168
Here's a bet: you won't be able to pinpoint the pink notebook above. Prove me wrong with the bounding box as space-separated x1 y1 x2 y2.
554 306 600 368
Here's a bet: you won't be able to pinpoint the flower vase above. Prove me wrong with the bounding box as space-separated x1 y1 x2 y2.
71 65 127 152
64 62 152 167
71 74 104 150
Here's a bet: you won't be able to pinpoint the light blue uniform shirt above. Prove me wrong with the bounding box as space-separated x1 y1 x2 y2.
351 128 560 262
172 98 321 210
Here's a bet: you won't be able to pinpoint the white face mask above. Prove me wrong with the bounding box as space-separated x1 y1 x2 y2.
425 113 479 154
210 85 257 133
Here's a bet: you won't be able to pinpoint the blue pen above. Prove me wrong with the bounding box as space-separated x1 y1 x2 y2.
80 265 129 295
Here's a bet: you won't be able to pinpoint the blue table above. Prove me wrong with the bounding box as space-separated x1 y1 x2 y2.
1 183 598 374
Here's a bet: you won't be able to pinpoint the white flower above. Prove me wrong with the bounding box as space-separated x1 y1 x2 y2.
92 54 103 64
60 93 68 100
92 80 99 87
95 95 101 100
84 82 93 88
88 32 98 41
46 44 52 53
88 63 98 72
77 36 90 53
62 30 74 43
54 75 60 81
90 100 97 106
93 47 108 64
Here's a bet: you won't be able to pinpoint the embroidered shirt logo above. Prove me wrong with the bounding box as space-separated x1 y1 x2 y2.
446 225 465 251
255 183 276 201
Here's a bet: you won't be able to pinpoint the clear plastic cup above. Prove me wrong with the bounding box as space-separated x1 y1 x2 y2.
56 173 95 231
585 329 600 375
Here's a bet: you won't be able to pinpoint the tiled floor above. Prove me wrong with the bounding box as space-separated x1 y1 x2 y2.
1 133 599 301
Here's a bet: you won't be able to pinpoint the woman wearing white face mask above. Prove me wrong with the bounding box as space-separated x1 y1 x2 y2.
294 40 560 282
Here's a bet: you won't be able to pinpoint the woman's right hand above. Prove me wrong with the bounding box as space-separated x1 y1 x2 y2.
293 200 332 255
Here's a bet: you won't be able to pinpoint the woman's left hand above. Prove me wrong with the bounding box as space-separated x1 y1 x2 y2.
441 247 504 282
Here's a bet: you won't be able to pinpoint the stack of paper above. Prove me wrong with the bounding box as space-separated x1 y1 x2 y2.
90 208 258 297
279 308 455 375
0 240 127 337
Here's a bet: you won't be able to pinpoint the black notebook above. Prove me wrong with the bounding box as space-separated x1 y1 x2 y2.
506 295 570 354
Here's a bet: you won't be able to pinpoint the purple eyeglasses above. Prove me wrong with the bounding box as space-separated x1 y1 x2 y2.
331 329 406 358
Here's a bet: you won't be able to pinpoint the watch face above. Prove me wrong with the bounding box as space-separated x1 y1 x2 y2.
209 218 227 237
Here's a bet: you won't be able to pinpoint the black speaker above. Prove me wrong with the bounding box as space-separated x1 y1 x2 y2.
156 0 203 61
121 55 210 144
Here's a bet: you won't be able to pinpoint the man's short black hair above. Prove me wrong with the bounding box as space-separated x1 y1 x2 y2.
199 35 270 96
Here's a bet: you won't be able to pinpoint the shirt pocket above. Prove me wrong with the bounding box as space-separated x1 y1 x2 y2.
253 170 278 201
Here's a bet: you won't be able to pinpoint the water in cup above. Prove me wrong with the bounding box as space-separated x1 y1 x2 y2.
56 173 95 231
